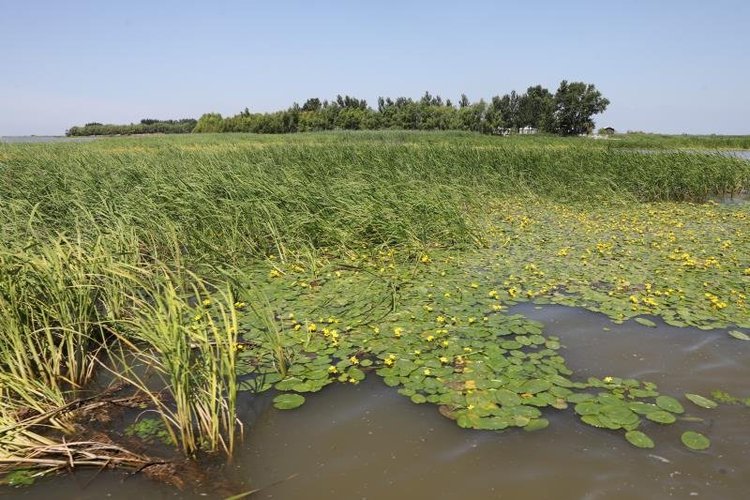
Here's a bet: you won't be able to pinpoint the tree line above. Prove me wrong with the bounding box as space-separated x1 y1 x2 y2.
66 118 197 137
66 81 609 137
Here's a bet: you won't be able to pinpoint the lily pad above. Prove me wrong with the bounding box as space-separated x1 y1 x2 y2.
655 395 684 414
625 430 655 449
728 330 750 341
524 418 550 431
645 410 676 424
684 393 718 409
635 318 657 328
273 393 306 410
681 431 710 450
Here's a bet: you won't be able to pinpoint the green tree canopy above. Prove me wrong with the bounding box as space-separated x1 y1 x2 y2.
553 81 610 135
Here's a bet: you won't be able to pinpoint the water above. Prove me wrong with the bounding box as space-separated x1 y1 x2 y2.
0 136 95 143
724 150 750 160
14 305 748 499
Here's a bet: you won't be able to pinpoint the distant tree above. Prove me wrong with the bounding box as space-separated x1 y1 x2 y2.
459 94 470 108
301 98 322 112
517 85 555 132
553 81 610 135
193 113 225 133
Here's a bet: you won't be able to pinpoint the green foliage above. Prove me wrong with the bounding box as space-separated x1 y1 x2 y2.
67 82 611 137
681 431 710 450
125 418 173 445
1 469 36 487
67 118 196 136
554 81 610 135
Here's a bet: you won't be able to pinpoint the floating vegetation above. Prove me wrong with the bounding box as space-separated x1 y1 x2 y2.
230 194 749 451
681 431 711 451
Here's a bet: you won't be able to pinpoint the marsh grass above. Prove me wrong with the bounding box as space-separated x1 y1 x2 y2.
106 268 240 457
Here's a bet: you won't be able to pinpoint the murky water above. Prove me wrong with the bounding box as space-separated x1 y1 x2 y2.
11 305 750 499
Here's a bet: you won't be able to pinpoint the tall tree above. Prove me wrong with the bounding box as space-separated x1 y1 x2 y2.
517 85 555 131
553 81 610 135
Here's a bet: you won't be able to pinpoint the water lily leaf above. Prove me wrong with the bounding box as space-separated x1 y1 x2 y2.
635 318 656 328
681 431 710 450
567 393 595 404
656 395 684 414
580 414 605 428
728 330 750 341
273 393 306 410
646 410 676 424
347 367 366 381
684 393 718 409
411 394 427 404
603 406 639 426
495 389 522 407
524 418 549 432
275 377 304 391
625 430 655 449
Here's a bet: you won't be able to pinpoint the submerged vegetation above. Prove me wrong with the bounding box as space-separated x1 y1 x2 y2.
0 131 748 490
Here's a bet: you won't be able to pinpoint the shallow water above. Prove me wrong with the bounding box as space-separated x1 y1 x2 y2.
11 305 750 499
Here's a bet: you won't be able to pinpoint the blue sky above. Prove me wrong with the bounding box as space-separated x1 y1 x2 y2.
1 0 749 135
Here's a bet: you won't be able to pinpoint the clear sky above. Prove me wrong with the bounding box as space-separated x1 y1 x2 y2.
1 0 748 136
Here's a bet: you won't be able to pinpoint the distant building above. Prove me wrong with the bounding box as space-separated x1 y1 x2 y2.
519 126 538 135
600 126 615 135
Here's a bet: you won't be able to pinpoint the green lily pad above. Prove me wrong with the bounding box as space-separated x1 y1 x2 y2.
524 418 550 431
728 330 750 341
625 430 655 449
655 395 684 414
645 410 676 424
273 393 306 410
681 431 710 450
635 318 657 328
411 394 427 404
684 393 718 409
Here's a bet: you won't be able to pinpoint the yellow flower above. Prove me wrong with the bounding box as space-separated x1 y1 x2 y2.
202 298 212 306
384 358 394 366
603 376 614 383
423 368 432 376
420 254 431 263
307 323 317 332
328 365 338 374
414 350 421 355
349 356 359 365
467 317 476 324
441 340 450 347
394 327 404 338
439 356 449 364
488 290 499 299
426 335 435 342
269 269 282 278
436 316 446 324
